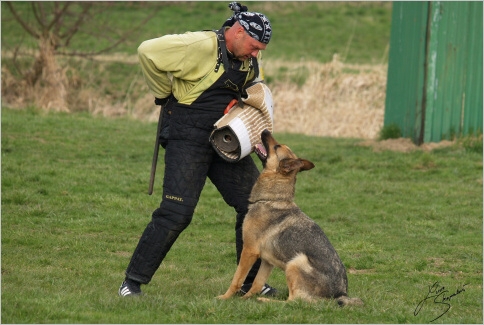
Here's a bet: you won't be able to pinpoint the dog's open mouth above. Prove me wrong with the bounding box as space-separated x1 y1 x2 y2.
254 143 268 161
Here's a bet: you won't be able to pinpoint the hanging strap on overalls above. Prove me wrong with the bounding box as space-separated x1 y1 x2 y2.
214 27 260 100
215 27 230 73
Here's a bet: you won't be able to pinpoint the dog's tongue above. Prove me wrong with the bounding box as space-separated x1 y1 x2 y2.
254 143 267 159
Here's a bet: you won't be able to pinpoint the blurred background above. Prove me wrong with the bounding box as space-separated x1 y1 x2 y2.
1 1 392 139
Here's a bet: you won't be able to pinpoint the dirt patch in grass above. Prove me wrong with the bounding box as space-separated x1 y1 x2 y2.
348 267 376 275
358 138 455 153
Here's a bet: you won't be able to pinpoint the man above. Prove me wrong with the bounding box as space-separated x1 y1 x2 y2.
119 2 276 297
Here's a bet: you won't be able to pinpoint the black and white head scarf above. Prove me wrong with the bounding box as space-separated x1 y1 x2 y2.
222 2 272 44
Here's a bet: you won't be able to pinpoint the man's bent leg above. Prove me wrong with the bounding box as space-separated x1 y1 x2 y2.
125 200 194 284
124 139 213 285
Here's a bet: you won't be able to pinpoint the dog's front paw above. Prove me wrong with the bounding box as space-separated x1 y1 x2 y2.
257 297 272 303
216 294 231 300
240 292 254 300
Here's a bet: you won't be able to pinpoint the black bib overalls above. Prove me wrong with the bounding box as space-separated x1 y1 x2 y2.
126 33 262 285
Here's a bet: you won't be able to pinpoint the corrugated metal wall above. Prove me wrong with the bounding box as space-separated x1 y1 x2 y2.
384 1 483 144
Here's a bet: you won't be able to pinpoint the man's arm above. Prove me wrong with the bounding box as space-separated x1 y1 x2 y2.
137 36 180 100
138 32 218 100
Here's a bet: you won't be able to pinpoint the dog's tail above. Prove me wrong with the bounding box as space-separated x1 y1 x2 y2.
336 295 364 307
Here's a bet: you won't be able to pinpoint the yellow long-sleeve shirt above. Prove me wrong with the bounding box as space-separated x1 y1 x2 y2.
137 30 263 105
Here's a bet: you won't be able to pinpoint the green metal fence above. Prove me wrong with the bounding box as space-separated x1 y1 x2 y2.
384 1 483 144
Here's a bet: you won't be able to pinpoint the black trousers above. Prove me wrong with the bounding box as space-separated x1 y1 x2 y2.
125 134 261 285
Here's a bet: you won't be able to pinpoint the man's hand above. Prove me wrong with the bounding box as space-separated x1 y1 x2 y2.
154 97 170 106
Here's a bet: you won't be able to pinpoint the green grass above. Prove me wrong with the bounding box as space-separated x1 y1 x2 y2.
1 1 392 64
2 108 482 323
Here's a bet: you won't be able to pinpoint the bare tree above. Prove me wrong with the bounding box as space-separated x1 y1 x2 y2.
3 1 158 111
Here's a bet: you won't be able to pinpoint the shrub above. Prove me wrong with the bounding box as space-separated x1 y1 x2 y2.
379 123 401 140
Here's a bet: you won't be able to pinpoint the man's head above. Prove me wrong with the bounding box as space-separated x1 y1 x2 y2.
225 20 268 61
223 3 272 61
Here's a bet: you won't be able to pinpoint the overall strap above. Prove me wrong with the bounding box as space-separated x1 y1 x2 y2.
214 28 261 102
214 27 259 80
215 28 230 73
214 27 244 105
245 55 259 87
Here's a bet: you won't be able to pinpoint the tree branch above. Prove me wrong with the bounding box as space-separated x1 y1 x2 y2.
5 2 40 39
31 2 46 30
47 2 72 31
61 3 94 47
57 5 160 57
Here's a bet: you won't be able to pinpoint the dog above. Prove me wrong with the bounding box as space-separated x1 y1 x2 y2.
217 130 363 306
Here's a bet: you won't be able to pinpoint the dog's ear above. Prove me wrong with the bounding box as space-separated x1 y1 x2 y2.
299 159 315 172
278 158 300 174
279 158 314 174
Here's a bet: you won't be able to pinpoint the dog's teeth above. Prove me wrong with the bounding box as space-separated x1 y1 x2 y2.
255 143 267 157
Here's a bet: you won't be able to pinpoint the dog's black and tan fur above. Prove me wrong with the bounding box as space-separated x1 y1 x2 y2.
218 130 363 306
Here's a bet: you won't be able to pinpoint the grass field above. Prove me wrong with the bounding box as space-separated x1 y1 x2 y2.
1 108 482 323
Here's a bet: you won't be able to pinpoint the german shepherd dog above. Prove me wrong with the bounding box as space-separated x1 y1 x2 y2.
218 130 363 306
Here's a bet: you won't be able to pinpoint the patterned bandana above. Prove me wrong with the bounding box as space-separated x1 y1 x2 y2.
235 12 272 44
223 2 272 44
